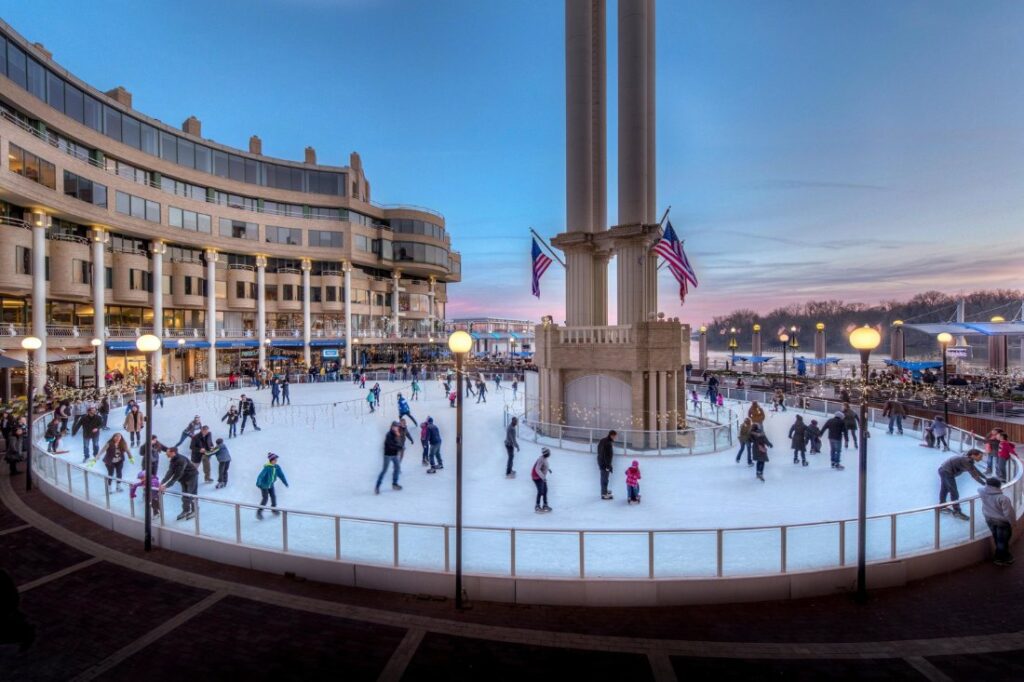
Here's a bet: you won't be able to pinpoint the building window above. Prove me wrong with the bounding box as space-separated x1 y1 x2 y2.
310 287 322 303
265 225 303 246
282 284 295 301
264 284 278 302
324 286 337 302
169 207 212 233
115 191 160 223
308 230 343 248
235 281 247 299
72 259 91 284
63 171 108 207
354 235 371 252
15 246 30 275
218 218 258 240
129 269 151 291
8 143 56 189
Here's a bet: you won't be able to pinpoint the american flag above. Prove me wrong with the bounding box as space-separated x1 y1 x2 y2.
531 237 553 298
652 220 698 303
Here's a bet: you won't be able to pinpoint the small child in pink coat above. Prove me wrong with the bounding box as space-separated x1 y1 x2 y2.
129 471 162 517
625 460 642 504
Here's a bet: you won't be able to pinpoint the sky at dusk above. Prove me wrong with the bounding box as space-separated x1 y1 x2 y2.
5 0 1023 326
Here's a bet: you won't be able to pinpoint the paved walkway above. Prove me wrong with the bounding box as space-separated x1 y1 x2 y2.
1 473 1022 681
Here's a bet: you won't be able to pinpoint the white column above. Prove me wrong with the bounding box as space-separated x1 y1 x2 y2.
91 230 108 388
151 242 165 381
615 239 649 326
391 271 401 337
427 276 436 332
618 0 654 227
31 223 47 392
256 256 267 370
565 246 595 326
301 259 312 366
205 250 218 381
343 262 353 367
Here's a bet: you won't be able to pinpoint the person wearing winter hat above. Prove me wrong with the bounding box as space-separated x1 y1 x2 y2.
750 424 774 481
979 477 1016 565
822 411 847 470
376 422 405 494
625 460 642 504
531 448 552 512
425 417 444 473
256 453 289 519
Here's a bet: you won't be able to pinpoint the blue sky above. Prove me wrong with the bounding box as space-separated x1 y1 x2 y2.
5 0 1023 325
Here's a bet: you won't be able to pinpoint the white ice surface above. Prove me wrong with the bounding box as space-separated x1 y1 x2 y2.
50 380 984 578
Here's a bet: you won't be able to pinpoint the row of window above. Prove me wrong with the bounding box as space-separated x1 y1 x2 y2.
389 218 444 240
169 206 212 233
0 31 346 196
8 142 56 189
114 190 160 223
63 170 108 207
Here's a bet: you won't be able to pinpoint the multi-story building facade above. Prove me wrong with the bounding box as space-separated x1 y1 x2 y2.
449 318 534 357
0 21 460 388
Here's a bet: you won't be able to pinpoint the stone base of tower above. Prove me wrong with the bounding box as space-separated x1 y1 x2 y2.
528 320 690 449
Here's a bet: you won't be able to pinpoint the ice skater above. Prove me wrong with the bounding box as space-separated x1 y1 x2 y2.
476 380 487 403
937 449 986 520
123 404 146 448
425 417 444 473
625 460 641 504
807 419 822 454
73 406 103 462
597 430 616 500
97 432 132 493
531 448 552 513
883 396 906 435
129 470 161 518
239 395 260 433
823 411 846 470
841 403 859 449
995 432 1017 482
931 416 950 451
504 416 520 478
411 379 421 400
375 422 405 494
256 453 289 519
691 389 700 412
397 394 418 425
511 379 518 399
159 447 199 521
221 406 239 438
367 387 377 412
210 438 231 489
420 420 430 466
270 378 281 407
189 425 215 484
736 417 753 465
281 377 291 405
750 424 773 481
789 415 808 466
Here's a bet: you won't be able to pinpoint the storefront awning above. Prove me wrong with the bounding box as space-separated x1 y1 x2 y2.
310 339 347 347
108 340 211 351
215 340 260 349
269 339 304 348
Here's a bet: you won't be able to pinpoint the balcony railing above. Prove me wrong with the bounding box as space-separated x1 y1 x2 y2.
558 325 633 345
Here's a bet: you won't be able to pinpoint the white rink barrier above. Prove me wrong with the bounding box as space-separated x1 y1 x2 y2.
28 397 1024 606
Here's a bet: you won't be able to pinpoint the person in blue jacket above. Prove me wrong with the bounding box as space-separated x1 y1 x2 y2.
256 453 289 519
397 393 418 425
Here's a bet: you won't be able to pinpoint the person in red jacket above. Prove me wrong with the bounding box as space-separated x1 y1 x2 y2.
625 460 642 504
995 432 1017 482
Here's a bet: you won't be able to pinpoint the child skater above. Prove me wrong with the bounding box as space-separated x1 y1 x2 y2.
625 460 642 504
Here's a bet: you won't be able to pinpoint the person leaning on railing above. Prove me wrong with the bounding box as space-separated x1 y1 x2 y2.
937 449 987 520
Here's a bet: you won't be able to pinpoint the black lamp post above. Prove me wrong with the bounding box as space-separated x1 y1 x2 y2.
779 331 790 393
447 330 472 609
136 334 161 551
937 332 952 424
849 325 880 603
21 336 41 492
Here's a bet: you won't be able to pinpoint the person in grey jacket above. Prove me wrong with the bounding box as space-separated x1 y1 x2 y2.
938 449 986 519
159 447 199 520
931 417 950 451
979 477 1016 565
211 438 231 489
597 430 616 500
504 417 520 478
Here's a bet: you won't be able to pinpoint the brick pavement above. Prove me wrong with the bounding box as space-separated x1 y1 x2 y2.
2 475 1024 680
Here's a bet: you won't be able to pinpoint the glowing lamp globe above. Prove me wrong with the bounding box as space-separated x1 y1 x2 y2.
699 326 707 333
21 336 42 351
135 334 161 353
752 324 761 332
815 322 825 331
448 330 472 355
991 316 1005 323
893 320 904 327
937 332 953 345
90 338 102 347
849 326 881 351
778 333 789 343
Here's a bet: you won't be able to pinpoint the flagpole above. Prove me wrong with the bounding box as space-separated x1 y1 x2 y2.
529 227 566 268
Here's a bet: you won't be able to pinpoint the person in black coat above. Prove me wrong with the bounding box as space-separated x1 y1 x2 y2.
788 415 808 466
750 424 774 481
139 435 167 477
239 395 260 433
823 412 847 470
72 406 104 462
189 426 215 483
159 447 199 520
597 430 617 500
